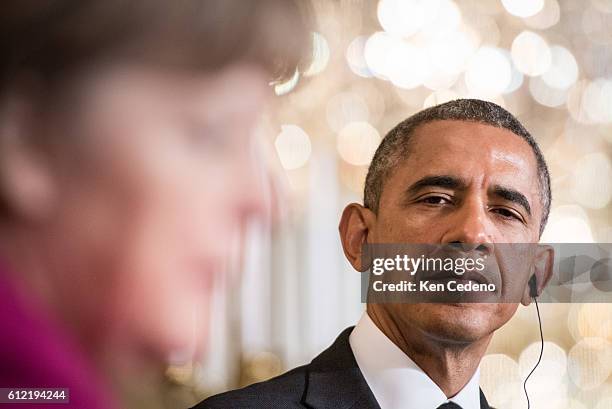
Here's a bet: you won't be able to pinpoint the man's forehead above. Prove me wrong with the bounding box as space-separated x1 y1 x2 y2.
409 119 534 157
391 119 541 194
404 120 533 168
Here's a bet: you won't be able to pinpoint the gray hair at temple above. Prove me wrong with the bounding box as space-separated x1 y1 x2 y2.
363 99 552 236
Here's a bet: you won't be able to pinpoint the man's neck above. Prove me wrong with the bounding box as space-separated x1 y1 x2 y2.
367 305 491 398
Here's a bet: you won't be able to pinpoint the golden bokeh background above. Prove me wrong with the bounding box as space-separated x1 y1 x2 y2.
167 1 612 408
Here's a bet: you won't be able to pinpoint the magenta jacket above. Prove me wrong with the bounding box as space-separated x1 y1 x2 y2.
0 265 118 409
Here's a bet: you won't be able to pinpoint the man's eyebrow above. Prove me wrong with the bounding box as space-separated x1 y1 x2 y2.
405 175 466 197
491 185 532 216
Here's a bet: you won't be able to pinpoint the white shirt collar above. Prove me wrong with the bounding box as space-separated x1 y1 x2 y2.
349 312 481 409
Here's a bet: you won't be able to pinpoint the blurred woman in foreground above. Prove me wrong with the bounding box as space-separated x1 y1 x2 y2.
0 1 309 408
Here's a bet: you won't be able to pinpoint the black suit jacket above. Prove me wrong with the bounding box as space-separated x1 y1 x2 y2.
193 327 493 409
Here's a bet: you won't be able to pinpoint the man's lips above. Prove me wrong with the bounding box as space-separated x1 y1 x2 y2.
419 269 492 286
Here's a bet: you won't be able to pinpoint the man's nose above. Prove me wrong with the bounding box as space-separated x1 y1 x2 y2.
441 199 493 247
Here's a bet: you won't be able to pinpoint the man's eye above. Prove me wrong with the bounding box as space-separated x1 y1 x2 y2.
420 195 452 205
491 207 521 220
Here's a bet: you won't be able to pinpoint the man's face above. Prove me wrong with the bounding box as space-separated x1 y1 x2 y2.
368 119 544 343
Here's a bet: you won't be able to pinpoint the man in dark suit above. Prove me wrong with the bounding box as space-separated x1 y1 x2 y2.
194 99 553 409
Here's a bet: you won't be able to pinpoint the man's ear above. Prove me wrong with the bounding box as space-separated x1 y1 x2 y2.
521 244 554 306
338 203 376 272
0 91 57 221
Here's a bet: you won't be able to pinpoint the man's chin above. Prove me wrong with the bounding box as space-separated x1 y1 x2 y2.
415 303 512 344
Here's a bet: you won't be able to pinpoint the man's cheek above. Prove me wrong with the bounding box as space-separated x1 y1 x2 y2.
385 219 439 242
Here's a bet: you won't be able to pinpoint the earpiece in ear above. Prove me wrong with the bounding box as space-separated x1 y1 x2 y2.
529 275 538 298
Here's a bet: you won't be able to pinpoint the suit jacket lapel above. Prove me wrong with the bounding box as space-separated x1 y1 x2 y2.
302 327 493 409
479 388 492 409
302 327 380 409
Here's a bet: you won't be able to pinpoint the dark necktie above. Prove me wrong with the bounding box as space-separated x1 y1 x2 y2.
437 402 463 409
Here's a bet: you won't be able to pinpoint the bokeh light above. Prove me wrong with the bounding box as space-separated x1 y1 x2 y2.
582 78 612 123
511 30 552 76
377 0 440 38
386 39 429 89
502 0 545 18
524 0 561 29
274 125 312 170
303 32 330 77
529 76 569 107
326 92 370 132
465 13 500 47
363 31 394 79
568 337 612 390
336 121 381 166
501 49 525 94
419 0 462 38
519 341 567 388
465 47 512 97
346 36 373 78
480 354 521 409
541 205 595 243
423 29 477 90
566 79 596 124
542 46 579 90
570 153 612 209
577 304 612 340
273 68 300 96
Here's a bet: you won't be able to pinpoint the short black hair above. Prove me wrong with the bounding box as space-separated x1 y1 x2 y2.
363 99 551 236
